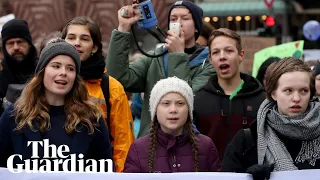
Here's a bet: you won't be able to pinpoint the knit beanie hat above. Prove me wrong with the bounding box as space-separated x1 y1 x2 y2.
149 77 194 122
35 39 80 74
1 19 33 45
168 1 203 40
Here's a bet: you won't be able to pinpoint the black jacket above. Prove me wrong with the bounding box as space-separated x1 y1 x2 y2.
221 121 320 172
0 44 37 116
194 73 265 160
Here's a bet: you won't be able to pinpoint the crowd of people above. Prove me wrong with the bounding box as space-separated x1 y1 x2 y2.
0 0 319 179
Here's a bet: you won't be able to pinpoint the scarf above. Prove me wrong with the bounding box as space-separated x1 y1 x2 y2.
80 53 105 80
257 99 320 171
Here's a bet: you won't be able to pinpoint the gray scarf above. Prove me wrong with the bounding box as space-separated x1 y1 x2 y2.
257 99 320 171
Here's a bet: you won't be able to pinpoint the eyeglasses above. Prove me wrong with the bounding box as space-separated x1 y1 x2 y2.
5 39 28 49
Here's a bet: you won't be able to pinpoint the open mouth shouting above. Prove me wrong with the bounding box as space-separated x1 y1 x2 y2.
219 64 230 74
54 80 68 87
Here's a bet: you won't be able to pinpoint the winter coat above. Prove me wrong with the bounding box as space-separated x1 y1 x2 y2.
0 105 112 171
0 44 37 98
0 44 37 115
106 30 215 138
194 73 265 160
220 121 320 172
124 128 221 173
84 73 135 172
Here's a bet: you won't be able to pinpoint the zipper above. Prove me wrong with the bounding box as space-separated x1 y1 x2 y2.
172 155 177 168
227 100 232 144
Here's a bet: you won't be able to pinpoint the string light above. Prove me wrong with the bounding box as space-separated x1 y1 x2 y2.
212 17 219 22
261 15 267 21
204 17 210 22
235 16 242 21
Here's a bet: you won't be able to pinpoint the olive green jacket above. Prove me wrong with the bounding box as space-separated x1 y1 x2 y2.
106 29 215 137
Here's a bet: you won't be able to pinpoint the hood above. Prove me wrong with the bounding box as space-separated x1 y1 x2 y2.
159 45 209 69
203 73 264 98
189 46 209 68
131 93 143 118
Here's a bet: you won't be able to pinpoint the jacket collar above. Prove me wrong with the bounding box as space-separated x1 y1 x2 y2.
204 73 264 97
156 128 189 150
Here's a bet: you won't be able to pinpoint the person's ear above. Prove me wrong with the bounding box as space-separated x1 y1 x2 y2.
271 91 277 101
92 44 98 54
239 50 244 64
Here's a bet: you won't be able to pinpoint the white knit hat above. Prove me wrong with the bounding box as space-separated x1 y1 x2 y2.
149 77 194 122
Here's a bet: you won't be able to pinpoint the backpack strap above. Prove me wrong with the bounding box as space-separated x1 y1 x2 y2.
0 98 3 116
101 73 114 142
243 128 254 155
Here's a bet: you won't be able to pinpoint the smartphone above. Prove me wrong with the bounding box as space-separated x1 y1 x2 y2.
169 22 180 36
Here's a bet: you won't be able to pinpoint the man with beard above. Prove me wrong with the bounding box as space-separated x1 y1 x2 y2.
0 19 38 115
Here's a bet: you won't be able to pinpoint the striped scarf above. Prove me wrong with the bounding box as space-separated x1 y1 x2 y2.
257 99 320 171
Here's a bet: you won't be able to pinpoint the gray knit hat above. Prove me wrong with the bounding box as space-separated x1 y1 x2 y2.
35 39 80 74
149 77 194 122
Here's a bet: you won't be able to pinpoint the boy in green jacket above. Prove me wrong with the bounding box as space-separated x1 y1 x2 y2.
106 1 215 137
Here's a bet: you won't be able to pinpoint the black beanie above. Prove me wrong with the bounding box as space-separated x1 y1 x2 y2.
1 19 32 45
313 64 320 77
35 39 80 74
168 1 203 40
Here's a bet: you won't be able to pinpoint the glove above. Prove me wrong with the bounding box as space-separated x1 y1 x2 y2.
246 164 274 180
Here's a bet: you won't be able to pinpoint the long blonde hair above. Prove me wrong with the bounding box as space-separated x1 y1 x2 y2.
14 69 102 134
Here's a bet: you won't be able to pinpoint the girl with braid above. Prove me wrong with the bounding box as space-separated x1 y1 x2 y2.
124 77 221 173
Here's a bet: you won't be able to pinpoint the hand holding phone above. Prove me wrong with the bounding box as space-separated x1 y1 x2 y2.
169 22 180 36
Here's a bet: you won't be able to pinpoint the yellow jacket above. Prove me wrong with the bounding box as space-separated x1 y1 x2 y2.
84 74 135 172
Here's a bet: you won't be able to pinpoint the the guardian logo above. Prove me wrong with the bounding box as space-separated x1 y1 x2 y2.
7 139 113 173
